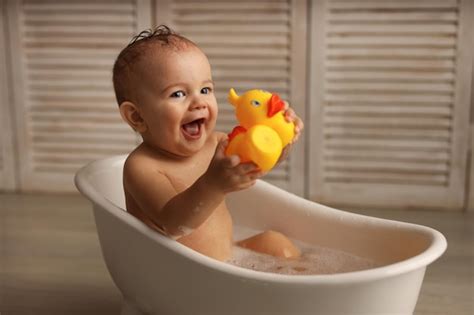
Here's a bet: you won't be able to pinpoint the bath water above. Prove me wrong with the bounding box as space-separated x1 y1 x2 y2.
227 226 378 275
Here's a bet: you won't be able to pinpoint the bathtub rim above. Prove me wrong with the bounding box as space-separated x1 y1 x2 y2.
74 155 447 286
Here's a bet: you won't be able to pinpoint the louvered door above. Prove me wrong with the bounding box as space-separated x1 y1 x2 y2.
156 0 307 194
6 0 151 192
309 0 473 210
0 0 16 191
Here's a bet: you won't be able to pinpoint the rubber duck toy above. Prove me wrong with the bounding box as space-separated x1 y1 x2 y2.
225 88 295 172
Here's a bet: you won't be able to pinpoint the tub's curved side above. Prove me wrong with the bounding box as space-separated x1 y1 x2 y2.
74 155 447 315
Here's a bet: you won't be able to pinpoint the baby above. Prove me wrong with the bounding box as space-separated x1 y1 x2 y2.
113 26 304 262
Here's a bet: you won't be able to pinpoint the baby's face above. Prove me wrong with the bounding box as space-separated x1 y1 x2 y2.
137 46 218 157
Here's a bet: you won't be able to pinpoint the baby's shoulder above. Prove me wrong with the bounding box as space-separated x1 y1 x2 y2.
123 145 163 178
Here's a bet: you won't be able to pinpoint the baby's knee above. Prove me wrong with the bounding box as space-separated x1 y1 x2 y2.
237 230 301 259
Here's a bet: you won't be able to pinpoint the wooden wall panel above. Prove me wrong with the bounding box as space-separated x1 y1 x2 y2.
156 0 307 194
309 0 473 210
6 0 151 192
0 0 17 191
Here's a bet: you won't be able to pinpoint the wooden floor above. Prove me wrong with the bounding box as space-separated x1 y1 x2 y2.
1 193 473 315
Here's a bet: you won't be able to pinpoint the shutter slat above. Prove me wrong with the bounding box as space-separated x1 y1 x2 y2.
328 24 457 34
207 57 288 67
325 138 449 150
24 12 134 23
33 133 136 145
31 121 130 132
327 36 456 47
324 171 447 186
323 126 451 140
172 2 289 11
174 14 289 23
326 59 455 70
178 24 289 34
325 160 449 173
29 100 118 110
328 0 457 10
23 3 135 12
324 149 450 163
326 82 453 93
324 116 452 128
33 151 124 163
30 110 121 122
325 94 452 104
326 70 454 82
206 47 288 58
324 105 451 116
33 142 134 152
328 12 457 22
182 35 288 46
327 47 456 58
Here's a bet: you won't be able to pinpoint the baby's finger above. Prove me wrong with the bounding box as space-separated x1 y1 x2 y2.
214 139 229 158
291 117 304 144
235 179 257 191
294 115 304 131
236 162 259 175
291 133 300 144
284 108 296 122
248 170 264 180
224 154 241 168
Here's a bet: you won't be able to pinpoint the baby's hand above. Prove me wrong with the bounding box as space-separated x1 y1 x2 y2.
283 101 304 144
202 139 263 194
277 102 304 163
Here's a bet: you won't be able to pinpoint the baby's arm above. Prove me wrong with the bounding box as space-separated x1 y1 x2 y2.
124 139 262 239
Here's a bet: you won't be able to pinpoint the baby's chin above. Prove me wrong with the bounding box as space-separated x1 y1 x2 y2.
179 134 210 155
160 134 210 159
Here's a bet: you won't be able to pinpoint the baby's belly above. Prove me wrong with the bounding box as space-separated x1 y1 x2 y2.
177 202 233 261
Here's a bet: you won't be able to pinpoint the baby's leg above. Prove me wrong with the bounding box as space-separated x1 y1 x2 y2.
237 230 301 259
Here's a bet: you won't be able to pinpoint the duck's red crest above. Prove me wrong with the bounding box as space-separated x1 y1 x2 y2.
267 94 285 117
228 126 247 141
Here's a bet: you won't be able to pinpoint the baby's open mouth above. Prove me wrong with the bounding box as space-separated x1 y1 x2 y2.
181 118 205 139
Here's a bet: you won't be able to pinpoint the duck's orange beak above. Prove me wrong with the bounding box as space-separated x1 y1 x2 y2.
267 93 285 117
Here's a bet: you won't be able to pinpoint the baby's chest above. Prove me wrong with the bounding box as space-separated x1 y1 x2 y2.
162 148 214 191
166 165 206 192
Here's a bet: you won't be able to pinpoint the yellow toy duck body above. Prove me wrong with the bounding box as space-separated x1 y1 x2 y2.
225 88 295 172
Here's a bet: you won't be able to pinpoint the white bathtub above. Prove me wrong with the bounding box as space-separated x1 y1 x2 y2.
75 155 447 315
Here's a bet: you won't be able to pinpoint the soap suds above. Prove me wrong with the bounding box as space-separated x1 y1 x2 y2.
228 226 379 275
227 244 378 275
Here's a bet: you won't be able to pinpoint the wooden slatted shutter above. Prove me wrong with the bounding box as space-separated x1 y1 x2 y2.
156 0 307 194
6 0 152 192
0 0 17 191
309 0 473 210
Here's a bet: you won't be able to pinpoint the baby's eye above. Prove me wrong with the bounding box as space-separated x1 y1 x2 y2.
201 87 212 94
170 90 185 98
251 100 261 107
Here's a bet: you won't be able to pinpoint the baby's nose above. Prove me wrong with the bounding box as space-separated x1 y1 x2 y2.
190 98 207 110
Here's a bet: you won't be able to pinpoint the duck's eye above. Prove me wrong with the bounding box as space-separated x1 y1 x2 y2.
251 100 261 107
171 91 185 98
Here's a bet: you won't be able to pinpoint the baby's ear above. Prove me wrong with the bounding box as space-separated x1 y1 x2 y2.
119 101 147 133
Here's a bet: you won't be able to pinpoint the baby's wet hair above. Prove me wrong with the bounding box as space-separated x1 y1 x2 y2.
112 25 196 106
128 25 179 46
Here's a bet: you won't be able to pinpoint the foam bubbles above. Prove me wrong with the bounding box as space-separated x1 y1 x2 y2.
178 225 194 235
227 226 379 275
